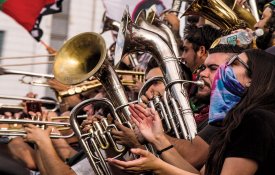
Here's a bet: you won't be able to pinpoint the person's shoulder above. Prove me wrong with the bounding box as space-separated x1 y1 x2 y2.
246 108 275 120
244 108 275 128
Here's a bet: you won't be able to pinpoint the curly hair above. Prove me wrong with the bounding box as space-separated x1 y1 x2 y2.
184 24 222 52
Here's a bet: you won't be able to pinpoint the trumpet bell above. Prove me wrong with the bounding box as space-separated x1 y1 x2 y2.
54 32 107 85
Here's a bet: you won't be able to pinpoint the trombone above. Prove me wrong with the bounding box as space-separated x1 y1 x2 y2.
0 68 145 96
0 95 59 112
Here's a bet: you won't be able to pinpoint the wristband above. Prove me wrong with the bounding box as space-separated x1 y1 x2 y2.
156 145 174 156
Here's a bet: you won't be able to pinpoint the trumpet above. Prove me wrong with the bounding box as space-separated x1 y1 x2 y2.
0 116 73 138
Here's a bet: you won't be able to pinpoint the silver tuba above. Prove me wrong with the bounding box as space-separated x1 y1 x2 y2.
115 7 197 140
135 9 182 59
53 32 133 175
100 12 120 34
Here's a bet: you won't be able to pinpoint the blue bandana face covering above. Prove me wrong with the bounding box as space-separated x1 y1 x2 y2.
209 64 245 124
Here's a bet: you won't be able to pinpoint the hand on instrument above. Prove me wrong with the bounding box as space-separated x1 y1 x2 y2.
163 13 180 32
236 0 246 6
129 104 164 144
112 120 143 148
107 148 162 173
80 113 105 133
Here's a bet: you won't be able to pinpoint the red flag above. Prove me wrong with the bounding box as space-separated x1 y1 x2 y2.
1 0 63 41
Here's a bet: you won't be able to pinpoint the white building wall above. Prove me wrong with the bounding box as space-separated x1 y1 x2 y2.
0 12 52 104
0 0 109 105
68 0 114 47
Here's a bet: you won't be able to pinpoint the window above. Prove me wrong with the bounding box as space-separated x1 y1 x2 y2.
0 31 4 57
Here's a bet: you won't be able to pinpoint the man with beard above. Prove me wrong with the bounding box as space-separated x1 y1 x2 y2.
181 24 222 130
160 44 244 169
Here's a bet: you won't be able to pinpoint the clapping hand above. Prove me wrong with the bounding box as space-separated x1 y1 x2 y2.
129 104 164 144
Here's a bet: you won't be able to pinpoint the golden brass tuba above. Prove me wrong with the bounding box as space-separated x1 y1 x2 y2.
53 32 134 175
183 0 249 33
221 0 257 29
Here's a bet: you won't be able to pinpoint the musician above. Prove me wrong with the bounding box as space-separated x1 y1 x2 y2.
135 44 245 170
181 24 222 74
109 49 275 175
255 0 275 49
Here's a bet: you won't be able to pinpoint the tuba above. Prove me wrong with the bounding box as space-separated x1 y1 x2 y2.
183 0 248 33
53 32 134 175
220 0 257 29
136 10 181 59
100 12 120 34
115 7 197 140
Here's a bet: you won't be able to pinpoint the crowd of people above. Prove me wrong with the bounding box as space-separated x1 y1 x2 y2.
0 0 275 175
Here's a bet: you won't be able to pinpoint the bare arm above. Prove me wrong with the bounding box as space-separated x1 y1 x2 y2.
51 137 78 161
129 104 200 172
25 124 76 175
108 148 201 175
166 135 209 169
220 157 257 175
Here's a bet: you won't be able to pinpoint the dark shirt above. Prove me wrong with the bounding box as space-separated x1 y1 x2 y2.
225 109 275 175
198 124 220 145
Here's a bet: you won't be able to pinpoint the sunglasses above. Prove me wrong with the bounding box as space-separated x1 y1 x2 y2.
227 55 250 72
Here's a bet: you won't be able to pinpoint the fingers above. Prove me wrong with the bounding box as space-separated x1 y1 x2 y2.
131 148 149 157
131 115 140 128
114 120 130 132
129 106 142 123
141 95 149 104
107 148 151 170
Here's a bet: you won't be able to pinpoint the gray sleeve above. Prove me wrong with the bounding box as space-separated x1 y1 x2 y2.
71 158 95 175
197 124 220 145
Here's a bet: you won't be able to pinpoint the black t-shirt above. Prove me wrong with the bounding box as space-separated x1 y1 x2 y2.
225 109 275 175
198 124 220 145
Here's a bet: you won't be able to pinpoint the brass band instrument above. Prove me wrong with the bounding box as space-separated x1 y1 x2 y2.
58 70 145 97
0 68 144 97
0 68 54 87
183 0 248 33
221 0 257 29
0 95 59 111
70 98 127 175
0 116 73 138
115 7 197 140
247 0 259 22
138 76 204 138
100 12 120 34
53 32 134 175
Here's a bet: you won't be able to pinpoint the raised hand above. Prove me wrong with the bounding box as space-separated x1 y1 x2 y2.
129 104 164 144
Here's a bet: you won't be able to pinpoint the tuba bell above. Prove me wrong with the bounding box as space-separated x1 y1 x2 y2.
100 12 120 34
53 32 134 175
220 0 257 29
183 0 248 33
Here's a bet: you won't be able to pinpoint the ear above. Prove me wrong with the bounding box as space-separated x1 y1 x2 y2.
196 46 207 58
